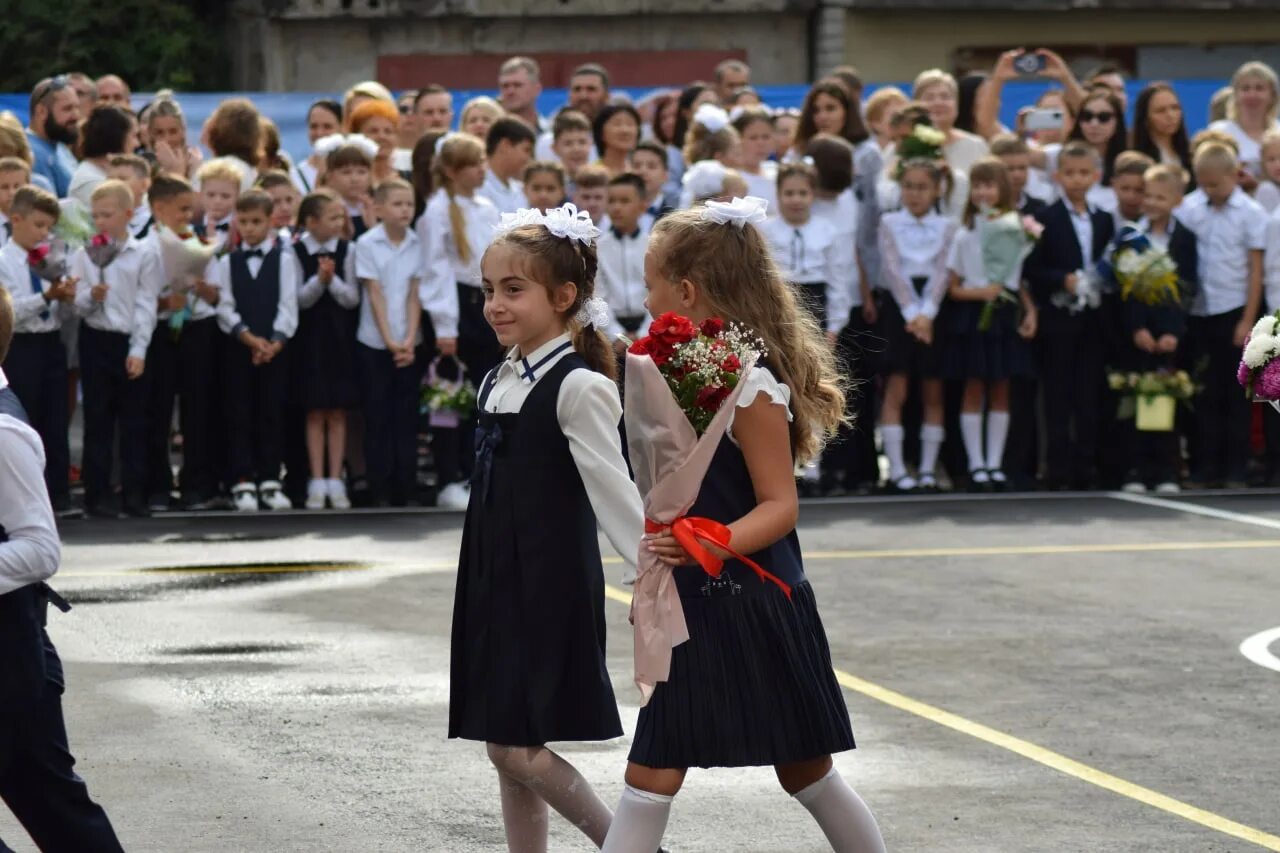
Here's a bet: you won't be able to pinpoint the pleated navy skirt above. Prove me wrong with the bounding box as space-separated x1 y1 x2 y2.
942 299 1034 381
628 574 855 769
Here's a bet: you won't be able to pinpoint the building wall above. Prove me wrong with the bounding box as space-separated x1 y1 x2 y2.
844 10 1280 81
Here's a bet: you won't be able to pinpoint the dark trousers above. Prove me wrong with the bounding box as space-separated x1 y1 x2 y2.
456 283 503 387
824 311 880 488
1040 315 1105 485
147 318 220 502
1189 308 1252 482
0 657 123 852
79 327 149 506
3 332 70 506
1006 375 1041 487
224 338 288 484
359 343 426 504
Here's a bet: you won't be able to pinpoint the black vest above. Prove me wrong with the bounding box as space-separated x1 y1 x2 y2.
293 239 349 285
229 244 283 339
0 386 64 703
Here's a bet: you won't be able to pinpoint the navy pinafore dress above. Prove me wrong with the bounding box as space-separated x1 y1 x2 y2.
292 240 360 410
449 352 623 746
629 369 856 768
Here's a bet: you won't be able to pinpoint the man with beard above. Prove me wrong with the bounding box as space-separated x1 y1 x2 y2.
26 76 81 198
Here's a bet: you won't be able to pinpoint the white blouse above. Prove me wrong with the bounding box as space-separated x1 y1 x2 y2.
945 224 1024 291
878 208 957 321
741 162 778 214
482 334 644 583
760 216 851 333
420 190 501 339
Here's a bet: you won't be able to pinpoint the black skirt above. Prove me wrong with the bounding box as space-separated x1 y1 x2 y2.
294 295 360 410
628 578 855 769
793 281 828 332
942 298 1034 381
877 287 944 378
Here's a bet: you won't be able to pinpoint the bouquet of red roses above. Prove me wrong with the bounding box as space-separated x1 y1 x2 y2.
27 239 72 284
625 312 789 704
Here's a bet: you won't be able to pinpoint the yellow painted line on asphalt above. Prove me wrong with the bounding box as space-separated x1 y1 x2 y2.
602 583 1280 851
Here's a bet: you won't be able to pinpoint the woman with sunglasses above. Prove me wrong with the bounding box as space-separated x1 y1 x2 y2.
1038 87 1127 213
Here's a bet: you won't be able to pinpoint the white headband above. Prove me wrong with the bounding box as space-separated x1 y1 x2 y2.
314 133 379 160
495 203 600 246
701 196 769 228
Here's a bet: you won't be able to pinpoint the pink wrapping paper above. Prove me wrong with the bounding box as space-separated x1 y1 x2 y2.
623 349 758 705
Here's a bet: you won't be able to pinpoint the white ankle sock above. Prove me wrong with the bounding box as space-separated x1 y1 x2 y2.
794 767 887 853
601 785 673 853
881 424 906 480
959 413 984 471
919 424 945 477
986 410 1010 472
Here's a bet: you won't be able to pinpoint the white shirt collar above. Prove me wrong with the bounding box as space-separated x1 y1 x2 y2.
502 333 574 385
243 236 276 254
302 232 339 254
368 223 417 248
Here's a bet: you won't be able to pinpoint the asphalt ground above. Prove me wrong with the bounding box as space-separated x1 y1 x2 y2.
3 491 1280 852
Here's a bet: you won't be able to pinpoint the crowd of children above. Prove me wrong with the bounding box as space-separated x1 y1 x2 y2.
5 54 1280 515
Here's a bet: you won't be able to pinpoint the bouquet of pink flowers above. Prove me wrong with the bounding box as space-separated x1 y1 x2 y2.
624 312 791 703
1238 310 1280 411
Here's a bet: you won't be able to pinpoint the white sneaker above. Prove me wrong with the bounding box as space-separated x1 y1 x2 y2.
232 483 259 512
1122 481 1148 494
259 480 292 511
326 478 351 509
437 481 471 511
305 479 327 510
1154 481 1182 495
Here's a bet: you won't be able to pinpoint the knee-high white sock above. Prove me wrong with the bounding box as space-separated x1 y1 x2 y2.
919 424 945 477
601 785 673 853
793 767 887 853
986 410 1010 472
959 413 984 472
881 424 906 480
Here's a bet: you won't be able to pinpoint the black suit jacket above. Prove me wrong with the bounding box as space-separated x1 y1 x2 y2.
1024 199 1116 334
1125 221 1199 340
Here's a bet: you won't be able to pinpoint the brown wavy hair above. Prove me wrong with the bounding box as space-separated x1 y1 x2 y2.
648 209 846 462
484 226 615 381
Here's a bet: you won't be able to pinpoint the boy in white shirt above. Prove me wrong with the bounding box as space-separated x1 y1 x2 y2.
481 117 535 214
72 180 162 517
106 154 153 238
597 173 651 343
1179 142 1266 487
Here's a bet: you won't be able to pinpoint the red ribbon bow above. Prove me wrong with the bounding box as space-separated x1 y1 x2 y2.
645 516 792 598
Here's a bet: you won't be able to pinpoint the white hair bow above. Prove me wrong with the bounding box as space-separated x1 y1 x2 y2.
575 296 611 330
693 103 730 133
681 159 729 202
314 133 379 160
701 196 769 228
495 203 600 246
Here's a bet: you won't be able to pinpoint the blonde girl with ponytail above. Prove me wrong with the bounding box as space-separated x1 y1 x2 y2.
420 133 501 507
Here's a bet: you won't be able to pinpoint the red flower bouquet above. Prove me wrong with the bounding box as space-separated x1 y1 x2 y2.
27 239 70 283
628 312 764 435
624 312 788 704
85 232 122 272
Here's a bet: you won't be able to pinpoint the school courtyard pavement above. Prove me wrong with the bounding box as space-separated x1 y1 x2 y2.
4 491 1280 852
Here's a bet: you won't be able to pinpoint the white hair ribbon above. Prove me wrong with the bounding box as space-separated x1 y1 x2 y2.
494 203 600 246
692 103 730 133
680 159 729 201
575 296 611 330
314 133 379 160
701 196 769 228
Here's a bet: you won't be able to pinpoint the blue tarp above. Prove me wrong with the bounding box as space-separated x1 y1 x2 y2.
0 79 1229 167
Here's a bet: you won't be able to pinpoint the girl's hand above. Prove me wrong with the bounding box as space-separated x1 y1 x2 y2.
317 256 336 285
984 284 1004 302
161 291 187 312
1133 328 1157 353
912 316 934 345
153 140 186 176
645 530 692 568
1018 307 1038 340
192 278 219 305
437 337 458 357
1157 334 1178 354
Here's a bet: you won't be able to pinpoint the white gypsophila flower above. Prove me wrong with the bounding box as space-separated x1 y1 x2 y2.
1243 333 1279 369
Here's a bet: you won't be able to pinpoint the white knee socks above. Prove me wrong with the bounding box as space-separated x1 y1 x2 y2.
919 424 945 477
793 767 887 853
881 424 906 480
986 410 1010 473
960 413 984 471
601 785 673 853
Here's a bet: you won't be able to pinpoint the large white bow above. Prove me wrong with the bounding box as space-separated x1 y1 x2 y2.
692 103 730 133
701 196 769 228
313 133 379 160
495 203 600 246
575 296 611 329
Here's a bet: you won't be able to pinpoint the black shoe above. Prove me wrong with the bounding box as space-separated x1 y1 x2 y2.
85 500 120 519
122 496 151 518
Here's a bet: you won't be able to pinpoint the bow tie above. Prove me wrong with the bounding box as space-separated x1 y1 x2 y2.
215 222 230 232
243 248 265 260
611 226 641 240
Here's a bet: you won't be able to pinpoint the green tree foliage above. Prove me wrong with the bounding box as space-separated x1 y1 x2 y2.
0 0 230 92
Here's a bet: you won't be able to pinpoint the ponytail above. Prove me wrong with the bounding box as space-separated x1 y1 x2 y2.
447 190 472 265
431 133 486 265
572 323 616 381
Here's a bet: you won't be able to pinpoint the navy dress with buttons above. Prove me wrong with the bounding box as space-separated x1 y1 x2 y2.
629 370 856 769
293 239 360 411
449 349 623 746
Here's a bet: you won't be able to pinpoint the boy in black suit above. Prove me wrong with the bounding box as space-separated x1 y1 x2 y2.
1025 141 1117 490
1119 164 1199 493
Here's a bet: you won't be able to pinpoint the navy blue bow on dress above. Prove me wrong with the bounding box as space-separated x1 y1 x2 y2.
471 421 504 503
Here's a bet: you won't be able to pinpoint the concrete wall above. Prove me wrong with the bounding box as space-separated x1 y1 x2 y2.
844 10 1280 81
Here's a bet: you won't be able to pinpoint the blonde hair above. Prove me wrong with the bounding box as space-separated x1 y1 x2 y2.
1144 163 1187 192
721 169 748 199
431 134 486 264
682 123 739 167
0 113 33 164
0 155 30 179
1261 128 1280 158
864 86 909 127
90 179 135 211
1193 141 1238 175
649 209 846 463
460 96 503 128
198 158 245 190
1227 61 1280 127
912 69 958 100
1191 127 1239 156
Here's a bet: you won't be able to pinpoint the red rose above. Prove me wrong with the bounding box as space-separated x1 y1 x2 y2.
720 353 741 373
651 312 696 345
695 384 730 412
91 233 111 247
699 317 724 337
628 336 652 356
27 245 50 265
649 338 676 367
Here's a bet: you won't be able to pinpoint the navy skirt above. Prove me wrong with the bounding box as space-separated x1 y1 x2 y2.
877 288 944 378
628 575 855 769
942 298 1034 381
